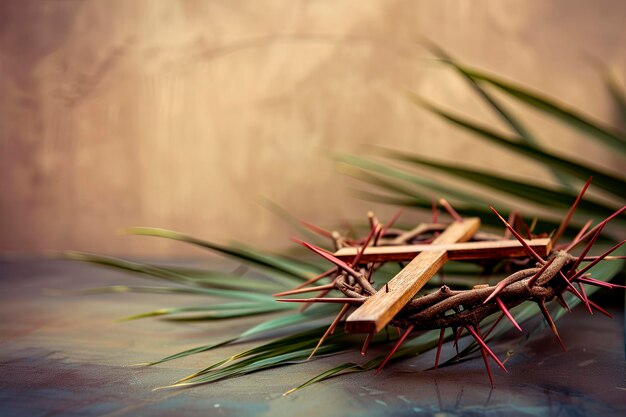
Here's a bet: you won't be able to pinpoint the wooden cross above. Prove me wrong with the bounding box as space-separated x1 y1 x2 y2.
333 218 552 333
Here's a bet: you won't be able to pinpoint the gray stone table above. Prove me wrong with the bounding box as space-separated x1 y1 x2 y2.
1 258 625 416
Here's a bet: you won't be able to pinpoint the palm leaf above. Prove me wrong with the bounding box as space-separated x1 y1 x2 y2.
410 93 626 198
375 148 623 224
126 227 321 285
454 65 626 152
424 42 575 189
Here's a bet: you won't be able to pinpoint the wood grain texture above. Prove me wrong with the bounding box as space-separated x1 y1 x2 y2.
345 218 480 333
334 238 552 263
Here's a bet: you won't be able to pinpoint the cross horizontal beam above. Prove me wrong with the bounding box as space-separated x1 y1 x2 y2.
334 238 552 263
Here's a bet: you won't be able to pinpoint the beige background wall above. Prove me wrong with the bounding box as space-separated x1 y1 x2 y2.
1 0 625 256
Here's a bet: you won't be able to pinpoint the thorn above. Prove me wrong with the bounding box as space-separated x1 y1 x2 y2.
382 209 404 235
588 299 613 318
504 211 518 239
490 206 545 264
567 224 606 277
578 282 593 315
552 177 592 247
580 255 626 261
571 219 593 246
484 280 509 304
496 297 522 332
307 304 350 360
292 238 361 279
521 218 533 240
537 300 566 351
575 276 616 289
565 206 626 252
361 333 373 356
559 271 587 306
299 287 333 312
483 313 505 340
351 224 382 267
439 198 463 223
292 267 337 290
474 325 495 387
555 292 571 312
367 211 379 230
569 240 626 282
299 220 334 238
375 325 414 375
431 199 439 223
277 297 364 304
273 283 335 297
434 328 445 369
453 326 463 348
465 325 508 372
527 257 557 287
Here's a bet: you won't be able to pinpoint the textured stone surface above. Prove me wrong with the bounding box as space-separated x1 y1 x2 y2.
1 259 625 416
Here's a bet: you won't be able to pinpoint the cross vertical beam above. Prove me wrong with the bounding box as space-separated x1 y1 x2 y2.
344 218 481 333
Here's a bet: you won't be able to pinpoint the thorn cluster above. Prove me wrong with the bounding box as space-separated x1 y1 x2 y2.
276 181 625 387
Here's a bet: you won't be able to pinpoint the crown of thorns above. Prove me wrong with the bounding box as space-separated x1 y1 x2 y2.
275 180 625 386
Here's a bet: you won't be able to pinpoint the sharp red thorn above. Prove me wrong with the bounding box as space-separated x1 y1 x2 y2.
474 325 495 387
351 224 382 267
559 271 587 304
375 325 414 375
307 304 350 360
565 206 626 252
299 286 334 312
299 220 334 238
382 209 404 235
538 300 566 351
273 283 335 297
555 292 571 312
361 333 373 356
576 276 619 289
431 199 439 224
434 328 445 369
483 313 505 340
277 297 364 304
504 212 518 239
490 206 545 264
521 219 533 240
292 268 337 290
527 258 557 287
568 225 606 277
465 325 508 372
569 240 626 282
439 198 463 223
578 282 593 315
453 327 463 348
552 177 592 247
580 255 626 261
292 239 361 278
588 299 613 318
496 297 522 332
484 280 508 304
571 219 594 246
